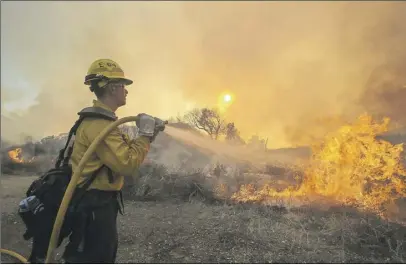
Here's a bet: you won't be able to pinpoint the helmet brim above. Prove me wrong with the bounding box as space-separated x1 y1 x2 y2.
84 77 133 86
113 78 133 86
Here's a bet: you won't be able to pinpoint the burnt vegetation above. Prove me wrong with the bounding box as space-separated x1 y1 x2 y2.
2 161 406 263
1 110 406 263
112 162 406 263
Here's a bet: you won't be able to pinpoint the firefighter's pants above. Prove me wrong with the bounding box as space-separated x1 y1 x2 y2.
63 190 120 263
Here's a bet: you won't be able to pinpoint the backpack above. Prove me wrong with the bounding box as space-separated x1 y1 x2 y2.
18 107 117 263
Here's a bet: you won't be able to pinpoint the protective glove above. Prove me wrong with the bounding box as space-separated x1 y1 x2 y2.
135 113 156 140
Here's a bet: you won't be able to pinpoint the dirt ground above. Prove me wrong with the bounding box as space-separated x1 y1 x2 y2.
1 174 406 263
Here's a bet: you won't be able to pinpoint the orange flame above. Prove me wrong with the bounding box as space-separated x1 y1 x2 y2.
231 114 406 217
7 148 35 164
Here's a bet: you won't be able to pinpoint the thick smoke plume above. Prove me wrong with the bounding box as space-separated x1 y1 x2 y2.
2 2 406 147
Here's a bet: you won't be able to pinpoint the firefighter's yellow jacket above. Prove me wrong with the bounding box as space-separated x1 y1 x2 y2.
71 100 150 191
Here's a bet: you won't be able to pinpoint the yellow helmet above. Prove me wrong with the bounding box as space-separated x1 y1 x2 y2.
84 59 133 86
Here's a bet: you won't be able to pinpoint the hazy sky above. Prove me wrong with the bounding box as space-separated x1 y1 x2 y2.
2 1 406 147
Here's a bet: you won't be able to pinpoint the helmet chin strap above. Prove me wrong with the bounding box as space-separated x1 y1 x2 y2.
98 79 110 89
87 74 124 96
93 74 110 89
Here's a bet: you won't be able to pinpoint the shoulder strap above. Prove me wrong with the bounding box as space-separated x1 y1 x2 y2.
55 116 86 168
55 107 117 168
78 107 117 121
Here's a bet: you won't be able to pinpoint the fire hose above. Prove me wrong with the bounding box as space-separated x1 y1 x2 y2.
0 115 167 263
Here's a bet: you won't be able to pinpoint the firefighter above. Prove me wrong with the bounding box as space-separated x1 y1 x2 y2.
62 59 159 263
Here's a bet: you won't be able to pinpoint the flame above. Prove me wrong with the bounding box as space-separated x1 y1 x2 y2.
8 148 24 163
7 148 35 164
231 114 406 217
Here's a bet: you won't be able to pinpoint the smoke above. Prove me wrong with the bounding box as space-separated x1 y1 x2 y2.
2 2 406 147
164 126 307 168
178 2 406 146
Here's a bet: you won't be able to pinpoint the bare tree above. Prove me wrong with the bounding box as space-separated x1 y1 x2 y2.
184 108 227 140
225 122 245 145
225 122 238 140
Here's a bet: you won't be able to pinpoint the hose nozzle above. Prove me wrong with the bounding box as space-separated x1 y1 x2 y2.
154 118 168 132
134 114 168 132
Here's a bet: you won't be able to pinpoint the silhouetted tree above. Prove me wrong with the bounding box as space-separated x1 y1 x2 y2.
225 122 245 145
184 108 227 140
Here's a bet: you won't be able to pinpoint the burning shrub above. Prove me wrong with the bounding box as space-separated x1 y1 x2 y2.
232 114 406 218
302 114 406 214
7 147 34 164
1 134 66 175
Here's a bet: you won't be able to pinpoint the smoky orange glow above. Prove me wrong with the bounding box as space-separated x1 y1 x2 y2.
2 2 406 148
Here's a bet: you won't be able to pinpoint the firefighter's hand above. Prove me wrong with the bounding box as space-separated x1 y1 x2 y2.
136 113 156 139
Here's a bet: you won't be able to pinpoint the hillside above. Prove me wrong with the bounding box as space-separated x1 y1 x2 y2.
1 121 406 263
2 172 406 264
1 123 301 178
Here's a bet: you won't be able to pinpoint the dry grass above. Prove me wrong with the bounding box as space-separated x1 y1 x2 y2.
118 163 406 263
1 163 406 263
